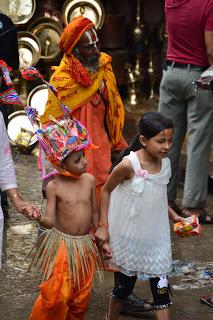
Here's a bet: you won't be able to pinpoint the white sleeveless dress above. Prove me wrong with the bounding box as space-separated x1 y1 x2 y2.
108 151 172 277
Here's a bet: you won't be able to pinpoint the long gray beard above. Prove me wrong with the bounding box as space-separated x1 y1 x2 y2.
73 48 99 73
84 61 99 73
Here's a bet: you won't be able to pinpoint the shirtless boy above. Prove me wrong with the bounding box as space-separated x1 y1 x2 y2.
27 116 103 320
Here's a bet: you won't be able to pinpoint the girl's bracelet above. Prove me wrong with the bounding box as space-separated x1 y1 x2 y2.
99 222 109 227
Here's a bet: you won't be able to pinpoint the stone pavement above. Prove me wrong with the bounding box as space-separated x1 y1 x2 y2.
0 145 212 319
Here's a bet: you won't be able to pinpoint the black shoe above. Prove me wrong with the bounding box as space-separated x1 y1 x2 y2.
120 293 153 314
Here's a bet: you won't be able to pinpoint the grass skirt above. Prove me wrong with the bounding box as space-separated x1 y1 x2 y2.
27 227 103 288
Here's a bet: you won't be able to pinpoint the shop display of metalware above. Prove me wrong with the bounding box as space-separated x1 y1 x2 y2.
99 13 126 49
0 0 36 25
7 110 37 150
62 0 105 29
124 0 146 111
125 62 144 111
17 31 41 68
131 0 148 75
28 17 63 61
105 49 128 86
35 0 63 22
27 84 49 116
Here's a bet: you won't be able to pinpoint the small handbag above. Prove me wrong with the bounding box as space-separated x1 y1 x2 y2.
194 65 213 90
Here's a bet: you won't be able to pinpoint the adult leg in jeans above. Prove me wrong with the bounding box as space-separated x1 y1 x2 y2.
159 67 187 202
183 80 213 208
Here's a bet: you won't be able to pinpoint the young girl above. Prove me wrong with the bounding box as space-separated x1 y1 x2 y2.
95 112 184 320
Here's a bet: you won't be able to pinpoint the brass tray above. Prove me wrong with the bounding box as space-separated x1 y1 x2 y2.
0 0 36 25
62 0 105 29
18 31 41 68
7 110 37 147
28 17 63 60
27 84 49 116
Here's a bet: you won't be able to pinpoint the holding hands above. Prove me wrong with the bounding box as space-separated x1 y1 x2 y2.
95 226 112 260
7 190 41 220
20 203 41 220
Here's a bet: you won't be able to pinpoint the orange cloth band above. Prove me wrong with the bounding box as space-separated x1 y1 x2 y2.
59 16 94 54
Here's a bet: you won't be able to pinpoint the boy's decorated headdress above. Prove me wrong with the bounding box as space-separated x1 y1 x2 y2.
0 62 91 178
21 68 91 176
26 106 90 169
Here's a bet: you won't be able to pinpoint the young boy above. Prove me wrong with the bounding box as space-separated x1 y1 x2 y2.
26 109 103 320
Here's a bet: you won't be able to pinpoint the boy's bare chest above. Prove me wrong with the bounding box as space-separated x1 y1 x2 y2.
56 180 91 203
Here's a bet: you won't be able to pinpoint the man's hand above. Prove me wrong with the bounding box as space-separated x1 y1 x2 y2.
14 199 41 220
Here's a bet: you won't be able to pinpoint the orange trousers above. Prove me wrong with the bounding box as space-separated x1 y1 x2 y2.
29 243 96 320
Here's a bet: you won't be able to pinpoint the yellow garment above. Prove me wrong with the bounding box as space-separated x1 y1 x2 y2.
40 52 125 149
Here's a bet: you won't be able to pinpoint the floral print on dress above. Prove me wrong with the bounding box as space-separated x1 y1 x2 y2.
136 168 149 179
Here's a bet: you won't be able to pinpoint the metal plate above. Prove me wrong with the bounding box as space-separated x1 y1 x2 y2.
0 0 36 25
27 84 48 116
62 0 105 29
7 110 37 146
18 31 41 68
28 17 63 60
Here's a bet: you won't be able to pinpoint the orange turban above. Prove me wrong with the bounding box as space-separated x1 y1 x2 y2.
59 16 94 54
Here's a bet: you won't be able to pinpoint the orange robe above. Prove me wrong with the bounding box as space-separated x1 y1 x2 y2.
28 229 103 320
41 53 127 195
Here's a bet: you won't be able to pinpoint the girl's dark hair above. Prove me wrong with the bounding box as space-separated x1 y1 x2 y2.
110 112 173 172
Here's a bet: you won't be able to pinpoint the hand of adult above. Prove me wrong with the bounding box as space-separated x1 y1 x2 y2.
13 198 41 220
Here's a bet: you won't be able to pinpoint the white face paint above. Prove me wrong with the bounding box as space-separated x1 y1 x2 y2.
73 28 100 73
84 29 99 49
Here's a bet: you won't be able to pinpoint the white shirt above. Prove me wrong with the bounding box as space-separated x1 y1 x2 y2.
0 111 17 267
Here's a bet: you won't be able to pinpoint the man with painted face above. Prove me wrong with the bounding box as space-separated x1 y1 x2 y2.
41 15 152 315
41 15 127 200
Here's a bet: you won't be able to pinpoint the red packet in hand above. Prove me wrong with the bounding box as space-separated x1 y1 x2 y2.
174 215 201 237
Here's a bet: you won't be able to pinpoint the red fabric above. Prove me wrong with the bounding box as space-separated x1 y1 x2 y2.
73 94 112 188
165 0 213 66
73 90 127 189
59 16 94 55
65 54 93 87
0 60 12 70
